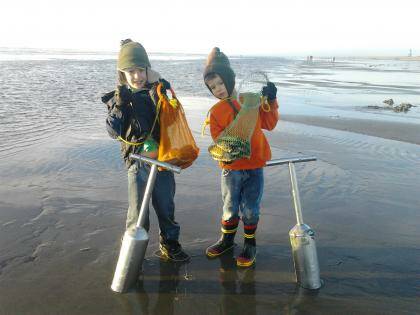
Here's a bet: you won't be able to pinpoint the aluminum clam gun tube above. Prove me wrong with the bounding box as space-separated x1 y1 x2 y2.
266 157 321 290
111 154 181 293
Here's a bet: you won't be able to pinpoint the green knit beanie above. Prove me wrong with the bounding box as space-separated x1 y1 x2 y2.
203 47 236 97
117 40 151 71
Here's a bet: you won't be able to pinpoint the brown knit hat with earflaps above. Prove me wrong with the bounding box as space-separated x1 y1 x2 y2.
203 47 236 97
117 39 151 71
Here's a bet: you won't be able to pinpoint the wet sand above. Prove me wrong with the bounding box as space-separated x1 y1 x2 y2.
0 102 419 314
281 114 420 145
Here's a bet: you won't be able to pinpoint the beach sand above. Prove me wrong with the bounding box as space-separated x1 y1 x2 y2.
0 99 419 315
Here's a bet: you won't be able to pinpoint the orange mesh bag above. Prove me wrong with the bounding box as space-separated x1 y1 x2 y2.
156 83 199 169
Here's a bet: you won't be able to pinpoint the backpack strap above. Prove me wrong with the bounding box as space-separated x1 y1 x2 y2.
201 98 239 136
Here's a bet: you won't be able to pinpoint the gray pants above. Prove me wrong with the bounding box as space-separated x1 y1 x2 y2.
126 161 180 243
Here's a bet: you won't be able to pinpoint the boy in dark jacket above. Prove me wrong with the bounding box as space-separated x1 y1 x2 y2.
102 39 189 262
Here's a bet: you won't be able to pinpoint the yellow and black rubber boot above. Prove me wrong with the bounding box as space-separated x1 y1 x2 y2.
206 218 239 258
236 224 257 267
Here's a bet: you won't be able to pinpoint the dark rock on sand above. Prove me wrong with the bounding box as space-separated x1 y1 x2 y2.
393 102 413 112
383 98 394 106
366 100 415 113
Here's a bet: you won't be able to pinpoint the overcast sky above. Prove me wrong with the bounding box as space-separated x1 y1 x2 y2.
1 0 419 56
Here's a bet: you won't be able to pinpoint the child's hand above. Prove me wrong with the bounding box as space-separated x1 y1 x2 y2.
262 82 277 101
115 85 132 107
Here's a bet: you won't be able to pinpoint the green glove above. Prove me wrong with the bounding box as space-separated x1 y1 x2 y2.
142 138 158 152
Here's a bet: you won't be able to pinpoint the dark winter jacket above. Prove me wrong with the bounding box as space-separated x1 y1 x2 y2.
102 86 160 168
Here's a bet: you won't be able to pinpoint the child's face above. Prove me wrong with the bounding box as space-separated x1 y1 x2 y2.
206 74 229 99
123 67 147 90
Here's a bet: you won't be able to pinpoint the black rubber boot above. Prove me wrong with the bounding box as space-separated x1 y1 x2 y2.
237 223 257 267
236 238 257 267
206 232 236 258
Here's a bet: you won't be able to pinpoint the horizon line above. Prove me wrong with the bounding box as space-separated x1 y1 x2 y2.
0 46 418 59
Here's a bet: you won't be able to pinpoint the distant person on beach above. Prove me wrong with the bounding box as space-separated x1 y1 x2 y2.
203 47 279 267
101 39 189 262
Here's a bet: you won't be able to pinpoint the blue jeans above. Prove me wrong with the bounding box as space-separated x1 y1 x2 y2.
221 168 264 226
127 161 180 242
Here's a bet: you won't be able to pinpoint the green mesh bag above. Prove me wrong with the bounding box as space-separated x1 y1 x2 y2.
208 72 270 163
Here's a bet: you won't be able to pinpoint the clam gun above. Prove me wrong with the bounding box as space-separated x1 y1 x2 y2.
266 157 322 290
111 154 182 293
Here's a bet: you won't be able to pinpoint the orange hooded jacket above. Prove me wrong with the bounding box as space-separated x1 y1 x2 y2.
209 98 279 170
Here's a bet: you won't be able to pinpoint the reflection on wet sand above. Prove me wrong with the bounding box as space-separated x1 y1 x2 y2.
217 251 257 315
153 260 182 315
283 285 320 315
117 259 187 315
118 251 321 315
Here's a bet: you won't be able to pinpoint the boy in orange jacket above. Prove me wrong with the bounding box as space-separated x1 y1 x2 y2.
203 47 279 267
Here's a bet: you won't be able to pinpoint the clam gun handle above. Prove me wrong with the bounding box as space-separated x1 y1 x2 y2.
266 156 317 225
266 156 317 167
129 153 182 174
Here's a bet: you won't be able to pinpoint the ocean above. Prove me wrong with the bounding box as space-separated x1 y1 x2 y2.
1 48 419 161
